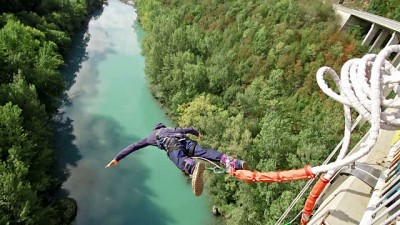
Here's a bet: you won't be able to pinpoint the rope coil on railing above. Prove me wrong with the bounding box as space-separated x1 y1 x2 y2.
312 45 400 175
230 45 400 224
302 45 400 225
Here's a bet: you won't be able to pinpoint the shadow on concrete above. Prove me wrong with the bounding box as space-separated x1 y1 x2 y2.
329 209 360 224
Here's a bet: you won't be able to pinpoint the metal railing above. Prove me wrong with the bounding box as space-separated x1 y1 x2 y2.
361 141 400 225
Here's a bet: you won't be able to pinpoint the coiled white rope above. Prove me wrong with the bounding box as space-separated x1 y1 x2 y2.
312 44 400 175
276 45 400 225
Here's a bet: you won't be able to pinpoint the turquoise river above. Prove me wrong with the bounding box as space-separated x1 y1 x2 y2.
55 0 216 224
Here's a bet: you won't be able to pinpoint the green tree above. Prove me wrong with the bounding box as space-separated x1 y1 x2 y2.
0 0 103 223
0 74 54 192
368 0 400 21
0 103 54 224
0 18 64 113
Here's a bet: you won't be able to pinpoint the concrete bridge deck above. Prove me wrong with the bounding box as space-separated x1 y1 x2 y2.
309 129 398 225
334 4 400 32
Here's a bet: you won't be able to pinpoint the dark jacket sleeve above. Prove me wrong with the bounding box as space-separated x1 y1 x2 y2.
114 137 152 161
174 127 200 137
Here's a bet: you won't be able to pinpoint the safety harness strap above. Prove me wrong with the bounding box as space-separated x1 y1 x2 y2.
188 142 196 157
155 129 196 157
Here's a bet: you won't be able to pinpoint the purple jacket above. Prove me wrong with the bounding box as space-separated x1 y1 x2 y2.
114 127 200 161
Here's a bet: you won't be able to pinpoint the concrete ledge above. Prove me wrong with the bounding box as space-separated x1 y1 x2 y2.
309 130 396 225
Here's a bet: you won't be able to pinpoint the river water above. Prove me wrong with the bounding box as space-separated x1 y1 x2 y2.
55 0 215 224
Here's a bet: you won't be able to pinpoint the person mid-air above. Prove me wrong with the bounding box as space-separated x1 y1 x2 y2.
105 123 249 196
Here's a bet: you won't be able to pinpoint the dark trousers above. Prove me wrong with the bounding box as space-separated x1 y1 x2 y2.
167 141 223 175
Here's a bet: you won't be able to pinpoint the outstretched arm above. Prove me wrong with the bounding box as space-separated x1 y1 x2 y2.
105 137 151 168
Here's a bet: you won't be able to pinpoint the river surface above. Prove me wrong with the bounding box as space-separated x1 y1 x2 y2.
55 0 215 224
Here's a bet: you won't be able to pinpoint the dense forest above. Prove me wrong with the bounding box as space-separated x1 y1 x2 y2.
367 0 400 21
134 0 398 224
0 0 103 224
0 0 398 224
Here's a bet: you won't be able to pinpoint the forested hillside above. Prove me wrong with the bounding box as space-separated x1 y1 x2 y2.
367 0 400 21
135 0 370 224
0 0 103 224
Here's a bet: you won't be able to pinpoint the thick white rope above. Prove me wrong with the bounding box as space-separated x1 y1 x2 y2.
277 45 400 225
275 116 364 225
312 44 400 175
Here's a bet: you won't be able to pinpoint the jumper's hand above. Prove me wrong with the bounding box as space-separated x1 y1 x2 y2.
198 133 203 139
105 159 119 168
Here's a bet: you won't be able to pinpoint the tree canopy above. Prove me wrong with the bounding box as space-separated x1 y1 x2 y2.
0 0 103 223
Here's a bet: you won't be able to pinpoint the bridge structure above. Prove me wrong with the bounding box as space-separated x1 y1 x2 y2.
279 5 400 225
334 4 400 69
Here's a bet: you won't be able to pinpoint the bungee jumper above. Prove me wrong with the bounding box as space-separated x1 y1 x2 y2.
105 122 250 196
